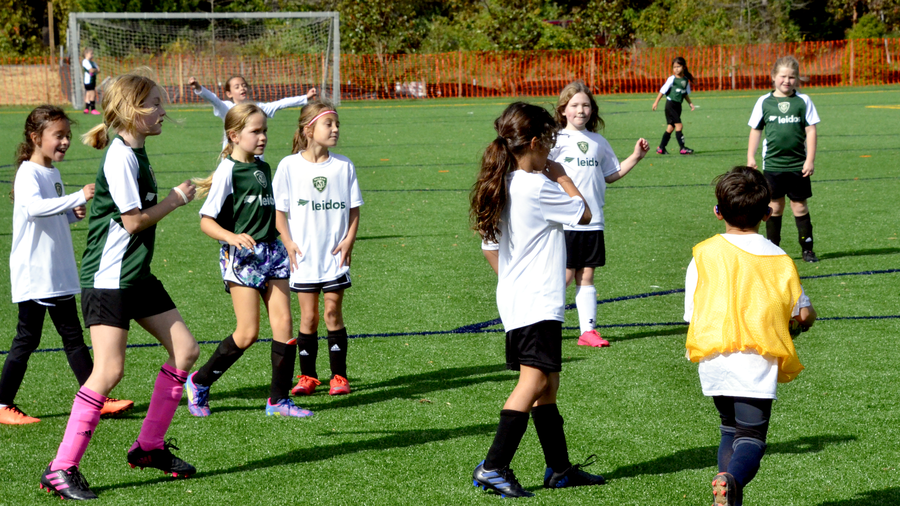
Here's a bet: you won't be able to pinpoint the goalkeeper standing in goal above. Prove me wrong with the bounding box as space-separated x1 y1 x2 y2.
189 76 316 151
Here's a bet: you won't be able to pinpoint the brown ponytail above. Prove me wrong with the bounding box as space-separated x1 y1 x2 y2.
470 102 558 243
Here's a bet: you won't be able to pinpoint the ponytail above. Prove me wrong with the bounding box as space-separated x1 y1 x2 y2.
82 123 110 150
674 56 694 84
81 69 162 151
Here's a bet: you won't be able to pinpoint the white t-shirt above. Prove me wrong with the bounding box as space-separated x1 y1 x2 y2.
193 86 309 149
82 58 98 85
10 161 86 303
273 152 363 284
482 170 585 331
684 233 811 399
549 129 620 231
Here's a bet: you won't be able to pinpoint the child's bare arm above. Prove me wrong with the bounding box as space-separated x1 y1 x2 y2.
803 124 816 177
607 138 649 183
483 249 499 275
747 129 763 168
332 206 360 267
652 93 665 111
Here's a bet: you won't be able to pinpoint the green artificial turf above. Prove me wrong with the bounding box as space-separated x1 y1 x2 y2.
0 85 898 505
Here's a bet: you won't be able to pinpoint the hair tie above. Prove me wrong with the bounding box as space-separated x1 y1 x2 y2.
308 110 337 126
496 136 508 145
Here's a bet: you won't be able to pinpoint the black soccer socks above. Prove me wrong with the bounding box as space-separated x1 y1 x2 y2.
297 332 319 379
659 131 672 149
765 215 783 246
795 213 814 251
193 335 244 386
484 409 530 471
327 328 349 379
532 404 571 473
270 340 297 403
675 131 686 149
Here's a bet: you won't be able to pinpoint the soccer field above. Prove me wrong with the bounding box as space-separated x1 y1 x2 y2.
0 86 899 505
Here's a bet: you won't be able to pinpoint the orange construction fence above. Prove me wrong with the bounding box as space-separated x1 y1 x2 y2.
2 39 899 106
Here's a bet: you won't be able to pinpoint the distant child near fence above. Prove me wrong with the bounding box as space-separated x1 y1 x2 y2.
39 72 200 501
2 105 132 426
82 48 100 115
652 56 695 154
685 166 816 506
471 102 605 498
189 75 317 150
747 55 821 263
273 101 363 397
551 81 649 348
185 103 311 419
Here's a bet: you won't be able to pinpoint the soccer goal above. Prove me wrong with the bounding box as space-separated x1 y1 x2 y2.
66 12 340 109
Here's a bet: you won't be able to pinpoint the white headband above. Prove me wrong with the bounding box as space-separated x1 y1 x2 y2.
308 110 337 126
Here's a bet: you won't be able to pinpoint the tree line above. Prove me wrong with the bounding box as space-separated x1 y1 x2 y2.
3 0 899 57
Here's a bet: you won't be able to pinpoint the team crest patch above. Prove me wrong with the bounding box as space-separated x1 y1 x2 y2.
778 102 790 114
54 182 63 197
577 141 589 154
254 170 268 188
312 176 327 192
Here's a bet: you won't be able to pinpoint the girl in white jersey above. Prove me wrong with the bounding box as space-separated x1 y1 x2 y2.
470 102 605 498
40 72 200 501
273 101 363 397
1 106 132 426
189 75 316 149
185 103 310 419
551 81 649 348
81 48 100 115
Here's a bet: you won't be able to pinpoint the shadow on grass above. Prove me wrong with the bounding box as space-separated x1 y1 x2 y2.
817 247 900 260
93 423 496 493
606 434 856 480
817 487 900 506
607 326 688 343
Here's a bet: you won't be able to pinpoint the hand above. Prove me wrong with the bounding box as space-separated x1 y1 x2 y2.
170 180 196 206
747 158 758 169
283 240 302 272
306 87 318 100
82 183 95 201
652 103 658 111
543 160 568 182
188 77 201 91
802 160 815 177
73 205 87 219
689 103 695 111
633 138 650 160
333 238 354 267
228 233 256 251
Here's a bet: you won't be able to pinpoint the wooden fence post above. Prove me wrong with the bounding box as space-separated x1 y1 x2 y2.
849 39 855 86
731 54 736 90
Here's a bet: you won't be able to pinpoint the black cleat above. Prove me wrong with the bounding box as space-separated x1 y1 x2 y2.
543 454 606 488
127 439 196 478
802 250 819 263
712 471 738 505
39 464 98 500
679 147 694 155
473 461 534 498
657 147 669 155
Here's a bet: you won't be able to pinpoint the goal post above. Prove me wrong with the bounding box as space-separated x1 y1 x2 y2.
66 11 340 109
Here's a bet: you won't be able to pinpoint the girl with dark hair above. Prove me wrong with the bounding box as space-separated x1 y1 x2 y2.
652 56 696 154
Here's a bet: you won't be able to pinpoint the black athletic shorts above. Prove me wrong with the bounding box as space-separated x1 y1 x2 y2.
565 230 606 269
506 320 562 373
764 170 812 201
665 100 683 125
82 276 177 330
84 82 96 91
290 272 352 294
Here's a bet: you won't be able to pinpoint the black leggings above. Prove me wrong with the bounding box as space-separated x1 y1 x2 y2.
714 396 772 442
0 297 92 405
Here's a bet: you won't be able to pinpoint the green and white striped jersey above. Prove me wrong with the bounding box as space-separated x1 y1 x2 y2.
660 75 691 103
748 91 820 172
80 137 158 289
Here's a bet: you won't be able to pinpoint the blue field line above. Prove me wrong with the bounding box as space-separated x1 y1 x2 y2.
2 269 897 355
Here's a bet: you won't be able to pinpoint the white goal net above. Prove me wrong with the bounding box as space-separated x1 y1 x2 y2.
66 12 340 108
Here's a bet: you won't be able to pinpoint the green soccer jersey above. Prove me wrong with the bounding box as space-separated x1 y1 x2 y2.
198 156 278 242
748 91 820 172
661 75 691 103
81 137 158 289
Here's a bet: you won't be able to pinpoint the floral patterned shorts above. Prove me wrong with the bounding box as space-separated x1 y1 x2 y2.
219 240 289 292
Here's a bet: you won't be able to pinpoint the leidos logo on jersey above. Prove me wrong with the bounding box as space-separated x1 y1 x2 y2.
310 199 346 211
244 195 275 206
313 176 327 192
777 115 802 124
297 198 309 206
564 156 598 167
254 170 268 188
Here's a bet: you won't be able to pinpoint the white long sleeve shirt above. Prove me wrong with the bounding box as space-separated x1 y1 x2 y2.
10 161 86 302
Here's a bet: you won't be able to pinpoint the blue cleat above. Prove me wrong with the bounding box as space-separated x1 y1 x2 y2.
473 460 533 498
185 371 211 417
543 454 606 488
265 398 313 418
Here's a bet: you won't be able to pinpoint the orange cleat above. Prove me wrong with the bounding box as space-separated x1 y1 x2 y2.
291 375 322 396
100 397 134 417
0 404 40 425
329 375 350 395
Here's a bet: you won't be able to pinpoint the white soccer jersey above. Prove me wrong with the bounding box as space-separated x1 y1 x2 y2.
684 233 811 399
485 170 585 331
273 152 363 284
10 161 86 303
193 86 309 149
549 129 620 231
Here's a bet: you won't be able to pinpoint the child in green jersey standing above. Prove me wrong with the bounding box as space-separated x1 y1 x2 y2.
747 56 820 263
652 56 695 155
